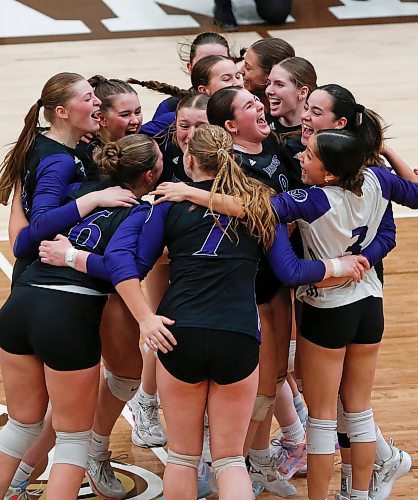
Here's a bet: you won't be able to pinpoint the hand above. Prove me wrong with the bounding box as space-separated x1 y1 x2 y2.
80 133 94 144
139 314 177 354
338 254 370 283
39 234 72 267
150 182 190 205
96 186 139 207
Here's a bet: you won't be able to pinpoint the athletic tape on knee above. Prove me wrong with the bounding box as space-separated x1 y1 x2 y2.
306 416 336 455
344 408 376 443
0 417 44 459
337 396 347 434
287 339 297 373
167 449 200 469
212 455 246 479
251 393 276 422
54 430 92 468
103 368 141 402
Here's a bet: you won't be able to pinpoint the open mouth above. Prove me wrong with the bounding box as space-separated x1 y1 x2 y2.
302 124 314 137
91 111 100 121
125 129 138 135
257 113 268 126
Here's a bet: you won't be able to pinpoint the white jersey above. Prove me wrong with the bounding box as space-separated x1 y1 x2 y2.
271 167 418 308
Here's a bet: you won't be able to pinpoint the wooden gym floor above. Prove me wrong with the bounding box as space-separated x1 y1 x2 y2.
0 1 417 497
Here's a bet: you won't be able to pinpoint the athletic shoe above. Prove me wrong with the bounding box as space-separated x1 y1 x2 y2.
249 457 296 497
335 493 349 500
5 480 43 500
253 482 265 498
86 451 126 499
130 393 167 448
369 441 412 499
271 436 307 480
213 0 237 30
197 460 215 498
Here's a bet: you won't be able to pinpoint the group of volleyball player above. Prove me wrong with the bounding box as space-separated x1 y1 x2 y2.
0 30 415 500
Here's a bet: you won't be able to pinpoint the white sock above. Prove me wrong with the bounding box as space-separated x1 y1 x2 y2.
340 462 352 494
89 431 110 456
281 418 305 443
249 447 271 465
293 393 308 424
11 461 34 487
350 488 369 500
375 425 392 464
139 384 157 401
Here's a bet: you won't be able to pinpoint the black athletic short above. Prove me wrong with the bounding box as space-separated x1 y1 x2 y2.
0 285 107 371
255 257 283 305
300 296 384 349
157 326 259 385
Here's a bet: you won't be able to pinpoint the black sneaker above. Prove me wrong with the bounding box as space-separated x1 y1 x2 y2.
213 1 237 31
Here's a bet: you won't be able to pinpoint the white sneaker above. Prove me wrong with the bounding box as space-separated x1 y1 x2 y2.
249 457 296 497
129 393 167 448
5 481 43 500
335 493 350 500
86 452 127 499
271 436 307 480
369 442 412 499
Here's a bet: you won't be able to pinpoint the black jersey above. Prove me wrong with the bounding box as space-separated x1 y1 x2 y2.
21 133 87 218
74 136 103 181
159 140 191 184
18 181 150 294
266 114 301 137
135 180 261 339
234 134 289 193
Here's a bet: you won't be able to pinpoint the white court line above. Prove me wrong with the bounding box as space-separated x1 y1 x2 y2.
0 252 13 280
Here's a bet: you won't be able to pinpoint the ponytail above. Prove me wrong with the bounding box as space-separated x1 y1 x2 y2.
127 78 192 99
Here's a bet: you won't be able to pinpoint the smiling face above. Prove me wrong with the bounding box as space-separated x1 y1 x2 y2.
227 88 270 143
64 79 102 134
176 106 208 152
199 59 243 95
301 89 346 145
100 92 142 142
241 48 267 93
266 65 302 119
299 134 329 186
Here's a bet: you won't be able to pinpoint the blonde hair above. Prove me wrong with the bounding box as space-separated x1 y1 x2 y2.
188 124 277 249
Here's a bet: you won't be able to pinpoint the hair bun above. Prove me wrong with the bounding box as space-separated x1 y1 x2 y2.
94 141 121 175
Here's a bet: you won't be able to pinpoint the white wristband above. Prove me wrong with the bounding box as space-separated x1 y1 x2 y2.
65 247 79 269
330 258 343 278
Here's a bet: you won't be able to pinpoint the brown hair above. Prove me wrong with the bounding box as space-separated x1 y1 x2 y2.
278 57 317 93
94 134 159 189
89 75 137 114
0 72 85 204
188 124 277 248
250 38 295 76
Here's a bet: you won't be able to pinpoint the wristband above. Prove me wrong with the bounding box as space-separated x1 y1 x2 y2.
330 258 343 278
65 247 79 269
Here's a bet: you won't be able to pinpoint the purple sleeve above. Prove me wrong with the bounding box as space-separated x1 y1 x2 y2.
104 204 160 286
370 166 418 207
361 202 396 265
140 112 175 137
266 222 326 287
14 154 81 258
136 202 171 279
86 253 108 281
152 99 175 119
271 188 331 223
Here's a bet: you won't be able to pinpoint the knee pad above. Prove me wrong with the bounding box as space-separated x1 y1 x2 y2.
103 368 140 402
212 455 246 479
287 339 297 373
344 408 376 443
306 417 336 455
167 449 200 469
54 430 92 468
0 417 44 459
251 393 276 422
337 396 347 434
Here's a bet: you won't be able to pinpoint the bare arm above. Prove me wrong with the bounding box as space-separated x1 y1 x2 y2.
381 144 418 183
115 278 177 353
150 182 244 217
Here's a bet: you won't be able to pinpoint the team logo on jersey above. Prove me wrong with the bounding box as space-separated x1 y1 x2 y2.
288 189 309 202
74 155 87 178
249 159 256 166
279 173 289 193
172 156 179 165
263 155 280 178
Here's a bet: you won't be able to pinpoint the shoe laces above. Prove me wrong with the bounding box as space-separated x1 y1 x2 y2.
143 400 160 427
98 458 123 486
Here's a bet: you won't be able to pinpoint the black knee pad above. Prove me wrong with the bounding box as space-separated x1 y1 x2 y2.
255 0 292 24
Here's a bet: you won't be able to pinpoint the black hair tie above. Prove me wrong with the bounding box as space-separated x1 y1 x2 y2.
37 99 43 107
354 103 364 113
